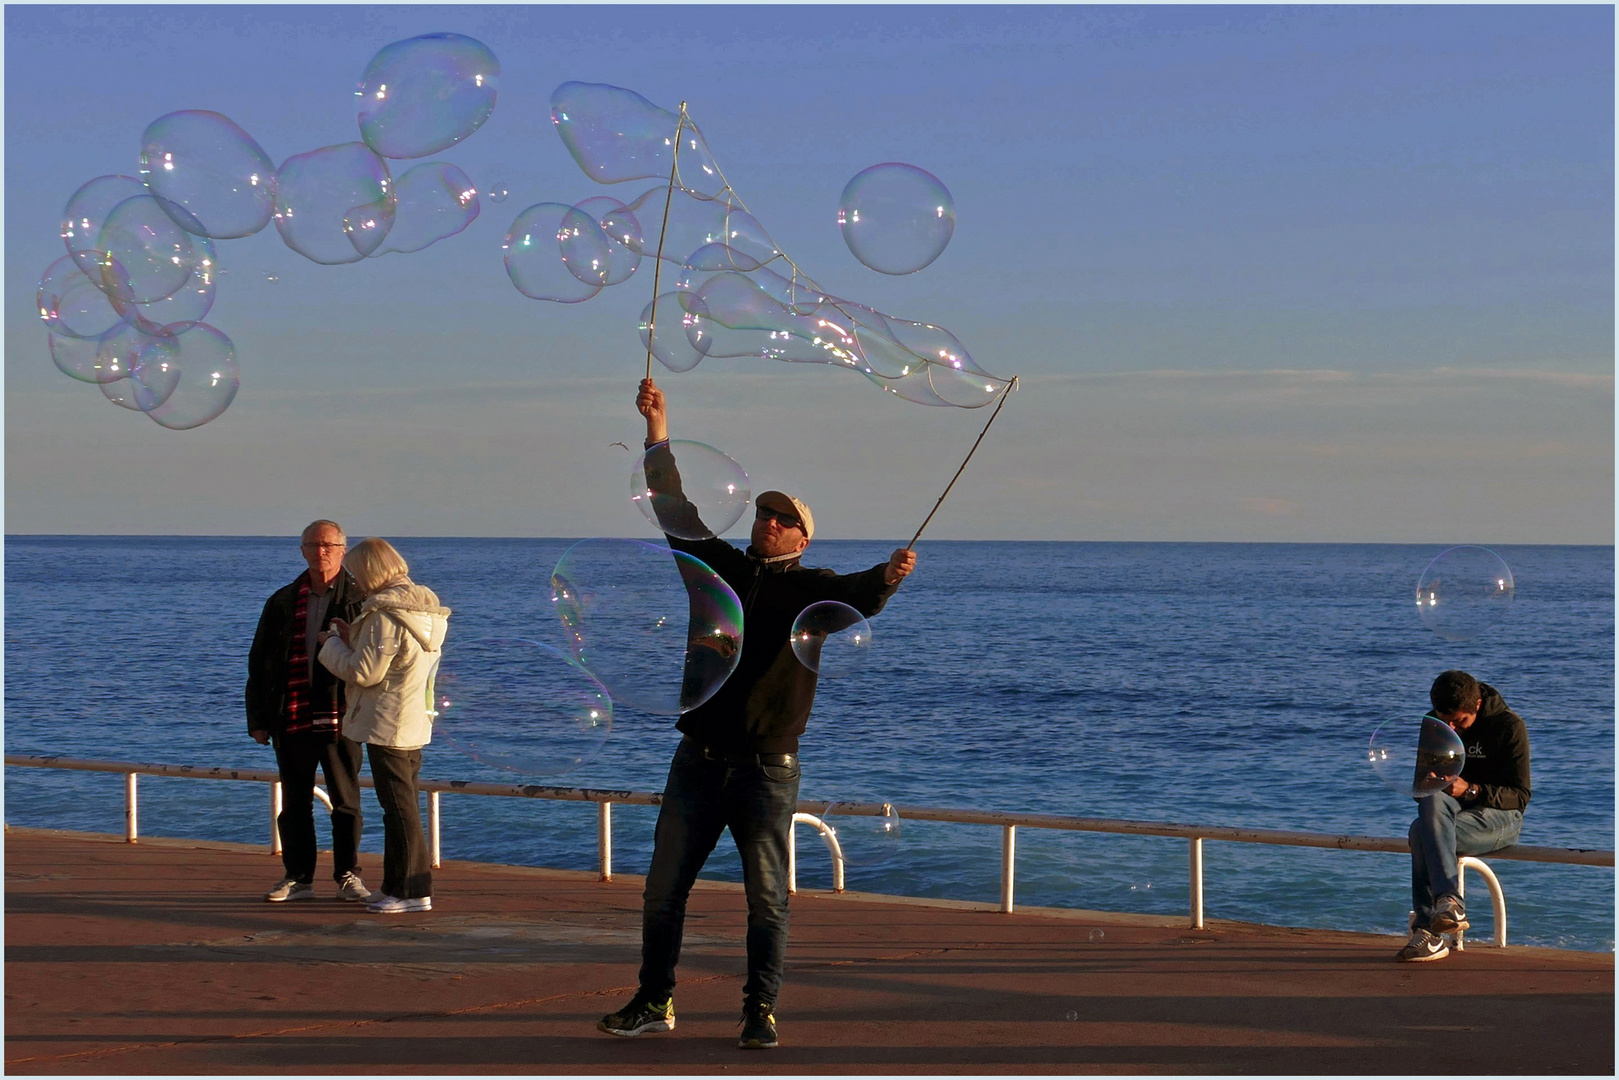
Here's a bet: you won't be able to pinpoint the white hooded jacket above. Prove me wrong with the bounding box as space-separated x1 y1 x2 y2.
318 580 451 749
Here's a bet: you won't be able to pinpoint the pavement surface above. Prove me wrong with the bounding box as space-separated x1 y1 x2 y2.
4 827 1613 1074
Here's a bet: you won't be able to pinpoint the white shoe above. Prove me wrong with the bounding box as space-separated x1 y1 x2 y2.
264 877 315 902
366 893 432 914
336 872 372 902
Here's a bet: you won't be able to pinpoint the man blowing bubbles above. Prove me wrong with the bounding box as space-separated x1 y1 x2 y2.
596 378 915 1050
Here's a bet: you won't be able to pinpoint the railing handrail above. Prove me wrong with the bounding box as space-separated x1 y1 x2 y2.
7 753 1610 867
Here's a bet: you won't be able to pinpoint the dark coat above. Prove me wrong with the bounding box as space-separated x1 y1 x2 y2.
246 570 364 736
1452 682 1532 813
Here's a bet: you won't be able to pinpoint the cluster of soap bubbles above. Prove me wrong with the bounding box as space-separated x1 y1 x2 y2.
39 33 500 429
508 82 1008 408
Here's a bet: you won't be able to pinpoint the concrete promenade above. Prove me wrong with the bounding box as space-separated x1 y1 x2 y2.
5 827 1613 1074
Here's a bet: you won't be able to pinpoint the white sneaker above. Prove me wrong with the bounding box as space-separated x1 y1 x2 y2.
366 894 432 914
264 877 315 902
336 872 372 902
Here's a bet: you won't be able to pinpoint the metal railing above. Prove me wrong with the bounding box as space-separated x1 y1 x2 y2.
8 753 1611 947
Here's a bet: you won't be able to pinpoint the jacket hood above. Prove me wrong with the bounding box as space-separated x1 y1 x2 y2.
1477 682 1509 719
361 581 451 651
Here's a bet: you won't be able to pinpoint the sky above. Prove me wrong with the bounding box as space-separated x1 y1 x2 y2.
5 4 1613 543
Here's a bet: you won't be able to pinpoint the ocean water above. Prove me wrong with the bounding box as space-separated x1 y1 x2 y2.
5 537 1613 951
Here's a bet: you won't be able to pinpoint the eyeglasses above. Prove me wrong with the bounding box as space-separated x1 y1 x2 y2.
301 541 345 552
755 507 802 531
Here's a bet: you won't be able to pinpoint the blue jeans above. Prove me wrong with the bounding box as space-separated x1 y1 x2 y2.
640 739 801 1005
1408 792 1522 926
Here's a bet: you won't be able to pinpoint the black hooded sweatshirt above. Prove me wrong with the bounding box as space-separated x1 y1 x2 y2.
1436 682 1532 813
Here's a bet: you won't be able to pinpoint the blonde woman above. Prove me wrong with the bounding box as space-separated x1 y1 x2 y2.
318 538 450 914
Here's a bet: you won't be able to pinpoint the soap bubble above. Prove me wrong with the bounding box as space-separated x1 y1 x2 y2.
551 538 743 715
486 182 510 203
133 322 240 429
821 801 901 869
357 33 499 159
790 602 873 677
557 204 614 286
550 81 723 197
367 162 478 255
138 110 276 238
96 194 214 304
108 264 216 333
1087 929 1105 943
1368 716 1466 798
60 174 148 274
638 291 711 372
272 143 395 265
37 255 124 340
431 638 612 777
1415 546 1515 642
1065 1010 1080 1021
264 272 279 283
631 440 750 541
503 202 602 303
571 196 642 285
838 163 954 275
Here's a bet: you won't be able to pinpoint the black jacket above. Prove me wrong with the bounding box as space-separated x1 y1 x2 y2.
646 441 901 754
245 570 364 736
1443 682 1532 813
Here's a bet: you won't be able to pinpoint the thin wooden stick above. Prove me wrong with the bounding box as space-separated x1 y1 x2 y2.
906 376 1019 550
643 102 689 381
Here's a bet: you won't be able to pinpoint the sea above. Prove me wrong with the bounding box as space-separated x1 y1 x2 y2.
4 537 1613 952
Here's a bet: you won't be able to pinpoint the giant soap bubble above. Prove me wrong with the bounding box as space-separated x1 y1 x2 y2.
551 538 743 715
272 143 395 265
503 203 603 303
1368 716 1466 798
631 440 750 541
60 174 148 275
838 163 955 275
134 322 240 429
432 638 612 777
550 81 723 197
357 33 499 160
139 110 276 239
820 800 903 869
96 194 215 305
790 601 873 677
369 162 479 255
1415 546 1515 642
37 255 125 341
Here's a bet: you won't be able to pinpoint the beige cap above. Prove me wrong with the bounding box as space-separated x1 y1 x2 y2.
755 490 814 541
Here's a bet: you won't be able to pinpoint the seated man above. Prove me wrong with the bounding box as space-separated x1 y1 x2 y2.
1399 670 1531 962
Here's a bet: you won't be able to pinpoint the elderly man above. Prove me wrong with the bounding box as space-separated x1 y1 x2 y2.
597 379 917 1050
246 520 370 903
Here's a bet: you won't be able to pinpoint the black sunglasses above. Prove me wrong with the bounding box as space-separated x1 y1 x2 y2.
755 506 802 531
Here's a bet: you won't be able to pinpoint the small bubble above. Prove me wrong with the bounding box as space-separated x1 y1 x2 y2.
264 272 279 283
487 182 510 204
1064 1010 1079 1022
1143 882 1152 890
1087 929 1105 943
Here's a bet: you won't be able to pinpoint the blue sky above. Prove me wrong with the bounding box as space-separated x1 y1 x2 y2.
5 5 1612 542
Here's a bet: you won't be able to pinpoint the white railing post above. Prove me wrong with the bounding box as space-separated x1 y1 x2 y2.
270 781 283 853
787 810 797 893
1000 824 1016 913
1189 836 1205 929
598 801 612 881
124 772 138 843
430 791 441 870
1457 856 1508 949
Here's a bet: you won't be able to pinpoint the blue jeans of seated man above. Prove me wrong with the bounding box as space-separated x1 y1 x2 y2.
640 739 800 1006
1409 792 1523 927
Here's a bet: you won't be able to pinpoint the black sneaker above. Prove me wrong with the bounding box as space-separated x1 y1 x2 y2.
1396 928 1450 962
598 994 675 1037
1430 894 1469 935
738 1000 778 1049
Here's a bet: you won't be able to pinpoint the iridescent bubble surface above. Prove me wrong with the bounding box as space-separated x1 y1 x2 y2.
37 255 124 340
135 322 240 429
432 638 612 777
50 318 153 385
139 109 275 238
1368 716 1466 799
1414 546 1515 642
838 162 955 275
357 33 499 159
790 601 873 677
60 175 147 274
638 291 711 373
631 440 751 541
550 82 723 197
550 538 743 715
96 194 214 304
369 162 479 255
503 202 602 303
272 143 395 265
571 196 641 285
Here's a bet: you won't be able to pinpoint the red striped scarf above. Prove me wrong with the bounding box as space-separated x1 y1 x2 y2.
281 576 341 737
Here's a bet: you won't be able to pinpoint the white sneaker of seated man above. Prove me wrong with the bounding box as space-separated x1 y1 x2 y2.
367 893 432 914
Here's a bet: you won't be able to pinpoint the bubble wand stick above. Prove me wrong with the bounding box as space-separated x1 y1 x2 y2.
642 103 689 381
906 375 1019 550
